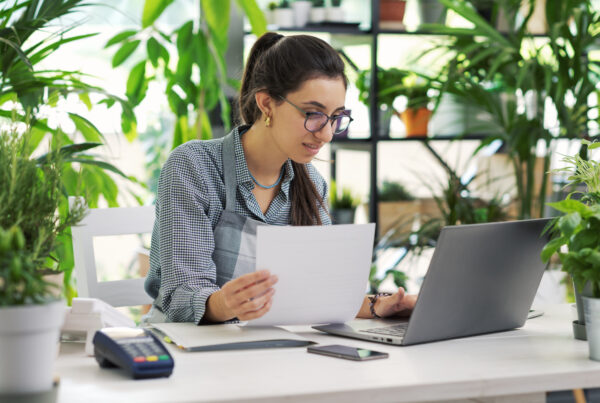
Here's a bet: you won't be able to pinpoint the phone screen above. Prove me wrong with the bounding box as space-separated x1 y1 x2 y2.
307 344 389 361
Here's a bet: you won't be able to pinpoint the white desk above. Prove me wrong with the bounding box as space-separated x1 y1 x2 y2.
56 305 600 403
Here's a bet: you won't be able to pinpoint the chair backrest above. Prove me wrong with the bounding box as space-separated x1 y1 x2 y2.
70 197 155 307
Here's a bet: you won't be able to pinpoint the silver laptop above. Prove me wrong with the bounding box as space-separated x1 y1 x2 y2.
313 218 551 346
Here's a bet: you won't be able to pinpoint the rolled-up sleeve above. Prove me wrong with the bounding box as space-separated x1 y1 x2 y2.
154 146 220 323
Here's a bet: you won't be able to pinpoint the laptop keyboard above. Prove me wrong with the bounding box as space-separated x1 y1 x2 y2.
360 323 408 337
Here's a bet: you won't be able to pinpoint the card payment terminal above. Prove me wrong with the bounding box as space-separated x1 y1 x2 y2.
93 327 174 379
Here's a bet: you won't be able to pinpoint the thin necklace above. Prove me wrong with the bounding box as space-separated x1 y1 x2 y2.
249 166 284 189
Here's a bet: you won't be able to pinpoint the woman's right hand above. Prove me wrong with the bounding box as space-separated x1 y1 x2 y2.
219 270 278 321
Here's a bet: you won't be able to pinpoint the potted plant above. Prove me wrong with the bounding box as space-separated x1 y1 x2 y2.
310 0 326 23
275 0 294 28
329 181 360 224
382 72 432 137
541 141 600 357
266 2 278 25
356 67 409 137
292 0 312 27
326 0 345 22
0 129 87 395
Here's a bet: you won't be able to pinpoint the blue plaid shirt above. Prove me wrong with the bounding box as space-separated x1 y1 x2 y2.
145 126 331 323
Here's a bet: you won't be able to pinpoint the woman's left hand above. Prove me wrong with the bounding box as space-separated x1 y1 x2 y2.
374 287 417 318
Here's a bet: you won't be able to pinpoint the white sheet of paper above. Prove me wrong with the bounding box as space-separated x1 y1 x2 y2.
246 223 375 326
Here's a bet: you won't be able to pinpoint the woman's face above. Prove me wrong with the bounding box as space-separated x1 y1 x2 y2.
269 76 347 164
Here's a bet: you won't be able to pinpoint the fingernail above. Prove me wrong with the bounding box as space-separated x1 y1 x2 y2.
271 275 278 282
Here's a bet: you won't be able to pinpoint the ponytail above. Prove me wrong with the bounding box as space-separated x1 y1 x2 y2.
239 32 284 125
238 33 347 226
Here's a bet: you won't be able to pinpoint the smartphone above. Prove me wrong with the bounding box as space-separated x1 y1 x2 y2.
307 344 389 361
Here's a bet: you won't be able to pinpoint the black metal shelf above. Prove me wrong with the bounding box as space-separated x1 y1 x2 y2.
332 134 591 144
274 24 370 35
377 29 550 38
331 135 487 144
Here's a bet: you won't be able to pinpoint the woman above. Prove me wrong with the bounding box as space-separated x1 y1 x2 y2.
144 32 416 323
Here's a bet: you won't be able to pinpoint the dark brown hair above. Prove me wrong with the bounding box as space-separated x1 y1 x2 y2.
239 32 348 226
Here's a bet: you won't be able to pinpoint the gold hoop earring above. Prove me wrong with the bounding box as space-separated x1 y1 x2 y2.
265 116 271 127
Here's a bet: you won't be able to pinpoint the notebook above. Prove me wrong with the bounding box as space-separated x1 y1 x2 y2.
150 323 313 352
313 219 551 346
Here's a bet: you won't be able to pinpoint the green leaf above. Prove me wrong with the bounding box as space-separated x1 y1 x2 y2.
37 143 103 164
541 236 566 263
202 0 230 46
0 37 32 70
100 172 119 207
121 116 138 142
147 37 161 68
158 40 170 65
235 0 267 36
142 0 175 28
172 115 189 148
78 93 92 110
547 199 589 215
112 40 141 68
105 30 138 48
68 158 129 179
199 109 213 141
98 98 116 108
581 249 600 268
68 113 104 143
59 142 103 157
558 212 581 237
166 87 187 116
570 228 599 252
126 61 147 105
176 21 194 57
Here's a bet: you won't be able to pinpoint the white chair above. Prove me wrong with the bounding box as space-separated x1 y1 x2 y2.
70 197 155 307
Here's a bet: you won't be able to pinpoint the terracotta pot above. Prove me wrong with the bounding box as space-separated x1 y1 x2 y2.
380 0 406 22
400 108 432 137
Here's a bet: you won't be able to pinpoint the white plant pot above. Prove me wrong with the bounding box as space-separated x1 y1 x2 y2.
265 9 276 26
326 7 345 22
0 300 66 394
292 1 312 27
310 7 326 23
583 296 600 361
274 8 294 28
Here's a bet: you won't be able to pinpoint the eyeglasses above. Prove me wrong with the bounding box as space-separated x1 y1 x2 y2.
279 96 353 135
